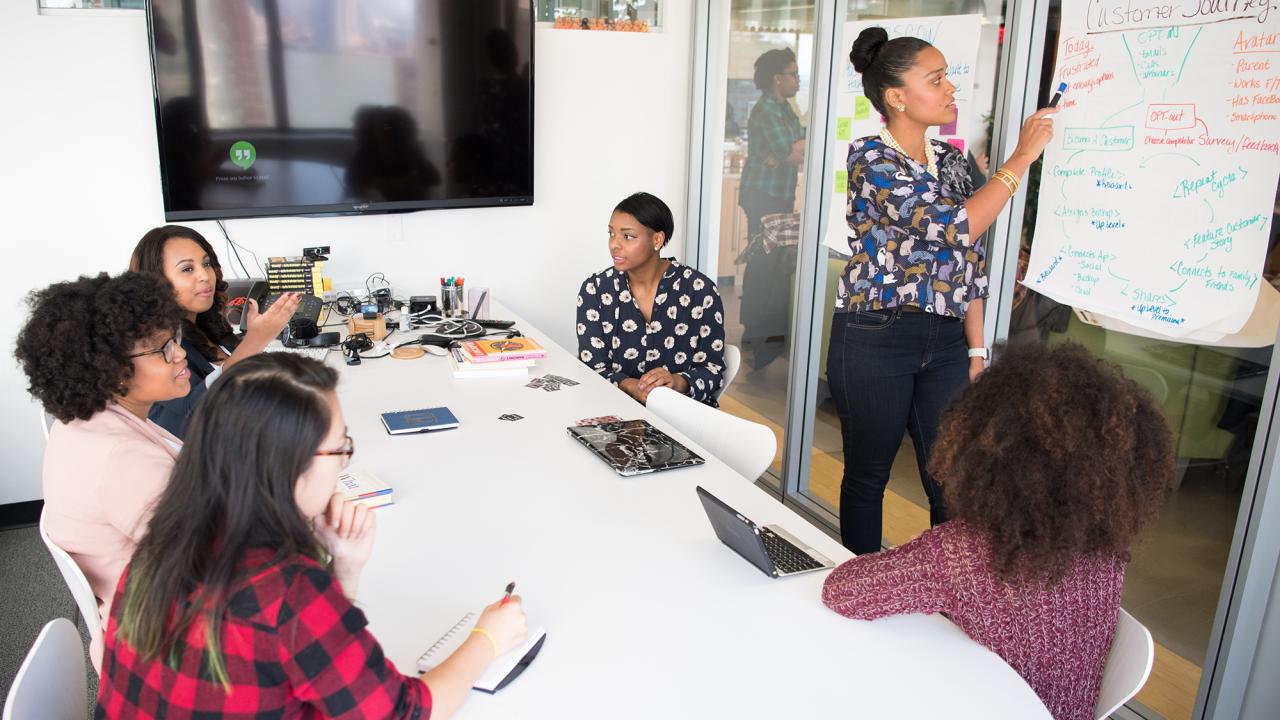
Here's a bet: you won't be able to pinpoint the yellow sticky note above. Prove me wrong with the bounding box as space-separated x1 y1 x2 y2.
836 117 852 141
854 97 871 121
835 170 848 194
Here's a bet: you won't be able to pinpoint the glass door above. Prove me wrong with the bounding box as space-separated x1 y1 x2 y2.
706 1 821 487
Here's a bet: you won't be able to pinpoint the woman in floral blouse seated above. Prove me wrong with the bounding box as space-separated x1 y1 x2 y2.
822 343 1174 720
576 192 727 406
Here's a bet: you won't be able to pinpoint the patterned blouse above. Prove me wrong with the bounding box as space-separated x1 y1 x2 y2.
822 521 1124 720
836 136 988 319
576 260 727 406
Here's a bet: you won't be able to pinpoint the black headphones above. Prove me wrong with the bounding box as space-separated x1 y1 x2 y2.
283 318 340 348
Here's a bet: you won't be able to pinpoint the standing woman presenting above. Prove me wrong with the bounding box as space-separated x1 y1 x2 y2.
829 28 1057 554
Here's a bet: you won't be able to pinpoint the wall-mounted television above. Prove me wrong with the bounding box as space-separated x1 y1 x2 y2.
147 0 533 221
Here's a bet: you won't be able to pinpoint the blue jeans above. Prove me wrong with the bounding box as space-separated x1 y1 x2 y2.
826 307 970 554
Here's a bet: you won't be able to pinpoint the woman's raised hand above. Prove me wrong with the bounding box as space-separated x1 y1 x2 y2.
1011 106 1059 163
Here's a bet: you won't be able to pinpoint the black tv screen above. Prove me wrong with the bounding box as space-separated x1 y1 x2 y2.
147 0 533 221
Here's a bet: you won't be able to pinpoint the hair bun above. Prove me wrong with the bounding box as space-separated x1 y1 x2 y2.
850 26 889 73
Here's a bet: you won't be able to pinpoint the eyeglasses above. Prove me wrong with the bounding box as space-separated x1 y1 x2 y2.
128 328 183 364
778 71 800 78
315 434 356 469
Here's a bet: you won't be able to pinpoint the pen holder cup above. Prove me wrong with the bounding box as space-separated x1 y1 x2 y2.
441 286 465 318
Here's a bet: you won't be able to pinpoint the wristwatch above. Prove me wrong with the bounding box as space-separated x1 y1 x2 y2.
967 347 989 360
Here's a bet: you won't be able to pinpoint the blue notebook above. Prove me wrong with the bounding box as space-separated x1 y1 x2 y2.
380 407 460 435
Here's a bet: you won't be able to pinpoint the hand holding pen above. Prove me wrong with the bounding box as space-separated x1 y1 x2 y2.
473 581 527 658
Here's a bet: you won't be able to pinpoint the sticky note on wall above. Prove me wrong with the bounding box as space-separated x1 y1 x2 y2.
836 117 852 141
854 97 871 121
835 170 848 194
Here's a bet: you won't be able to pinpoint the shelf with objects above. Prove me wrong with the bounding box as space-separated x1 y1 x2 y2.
538 0 660 30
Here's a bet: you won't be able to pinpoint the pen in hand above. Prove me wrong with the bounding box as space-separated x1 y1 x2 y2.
1049 81 1067 108
501 581 516 606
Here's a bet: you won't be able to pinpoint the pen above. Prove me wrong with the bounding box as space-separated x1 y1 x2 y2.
1049 81 1067 108
501 581 515 606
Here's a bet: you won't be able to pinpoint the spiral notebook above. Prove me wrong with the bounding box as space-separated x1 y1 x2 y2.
416 612 547 693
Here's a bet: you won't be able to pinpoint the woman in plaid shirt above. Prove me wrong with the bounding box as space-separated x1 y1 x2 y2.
738 47 806 241
737 47 806 372
96 354 528 719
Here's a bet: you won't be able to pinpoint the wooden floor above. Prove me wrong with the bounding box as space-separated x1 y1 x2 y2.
718 393 1198 720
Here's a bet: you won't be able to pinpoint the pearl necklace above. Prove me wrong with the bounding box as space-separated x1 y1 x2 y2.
879 127 937 178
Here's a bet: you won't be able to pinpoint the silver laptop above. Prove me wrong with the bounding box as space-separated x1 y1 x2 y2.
696 486 835 578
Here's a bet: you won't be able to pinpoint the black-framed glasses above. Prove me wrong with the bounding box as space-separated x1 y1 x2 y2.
128 328 183 364
315 434 356 469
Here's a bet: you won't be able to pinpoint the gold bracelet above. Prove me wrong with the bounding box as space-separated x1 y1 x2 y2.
470 627 499 658
994 167 1020 186
991 173 1017 198
993 168 1021 195
994 170 1020 196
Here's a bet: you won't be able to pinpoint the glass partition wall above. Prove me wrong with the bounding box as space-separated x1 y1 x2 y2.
704 1 820 488
690 1 1280 718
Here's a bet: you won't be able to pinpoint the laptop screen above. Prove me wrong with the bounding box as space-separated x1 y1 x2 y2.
695 486 775 576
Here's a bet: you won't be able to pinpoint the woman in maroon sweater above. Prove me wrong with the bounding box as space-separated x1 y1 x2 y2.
822 343 1174 720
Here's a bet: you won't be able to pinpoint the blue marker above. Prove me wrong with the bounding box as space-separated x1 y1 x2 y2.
1049 82 1067 108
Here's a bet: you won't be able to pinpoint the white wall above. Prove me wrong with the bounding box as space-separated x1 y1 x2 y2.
0 3 696 505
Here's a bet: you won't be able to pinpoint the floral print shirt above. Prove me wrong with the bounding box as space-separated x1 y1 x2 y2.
576 259 727 406
836 136 988 319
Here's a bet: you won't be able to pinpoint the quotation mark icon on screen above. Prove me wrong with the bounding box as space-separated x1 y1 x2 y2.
230 141 256 170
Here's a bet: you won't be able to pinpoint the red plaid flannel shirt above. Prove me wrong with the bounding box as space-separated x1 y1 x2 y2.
96 549 431 719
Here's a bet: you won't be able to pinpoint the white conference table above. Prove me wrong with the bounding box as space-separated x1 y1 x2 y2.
328 304 1051 719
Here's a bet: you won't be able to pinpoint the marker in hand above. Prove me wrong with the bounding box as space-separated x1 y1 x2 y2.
1049 82 1067 108
501 581 516 606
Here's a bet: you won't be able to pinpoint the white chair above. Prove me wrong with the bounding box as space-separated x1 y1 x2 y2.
719 344 741 399
38 405 54 442
38 511 102 660
647 386 776 481
1094 608 1154 719
2 618 87 720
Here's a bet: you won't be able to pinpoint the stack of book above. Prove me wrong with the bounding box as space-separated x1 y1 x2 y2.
338 470 394 508
450 336 546 379
266 256 322 295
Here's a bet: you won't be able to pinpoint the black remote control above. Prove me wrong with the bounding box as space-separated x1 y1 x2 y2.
476 319 516 329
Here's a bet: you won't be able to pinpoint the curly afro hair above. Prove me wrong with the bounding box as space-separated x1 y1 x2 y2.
929 342 1175 584
14 272 186 423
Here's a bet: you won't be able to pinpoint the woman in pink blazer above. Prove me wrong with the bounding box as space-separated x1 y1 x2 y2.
15 272 190 669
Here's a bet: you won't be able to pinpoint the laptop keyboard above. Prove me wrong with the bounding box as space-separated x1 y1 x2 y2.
761 528 824 574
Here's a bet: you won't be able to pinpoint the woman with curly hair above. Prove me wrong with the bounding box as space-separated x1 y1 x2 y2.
14 272 192 670
130 225 299 436
821 343 1174 720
